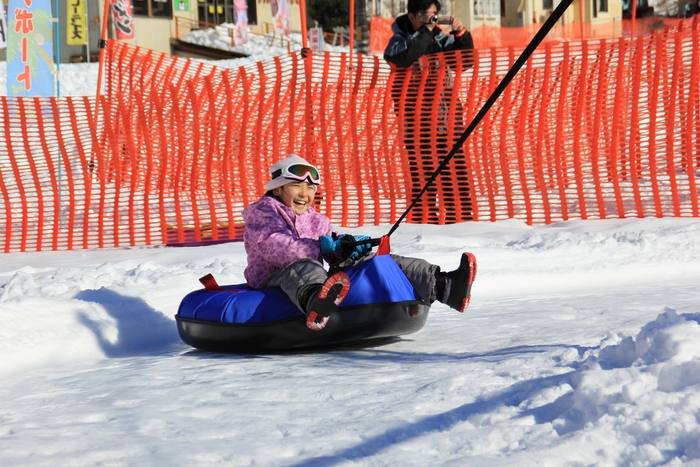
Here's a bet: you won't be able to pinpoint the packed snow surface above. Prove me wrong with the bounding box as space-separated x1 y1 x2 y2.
2 218 700 466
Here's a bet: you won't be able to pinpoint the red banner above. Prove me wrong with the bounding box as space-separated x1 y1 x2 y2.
111 0 134 40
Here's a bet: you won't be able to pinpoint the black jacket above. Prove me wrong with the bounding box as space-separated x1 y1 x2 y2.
383 14 474 68
384 14 473 136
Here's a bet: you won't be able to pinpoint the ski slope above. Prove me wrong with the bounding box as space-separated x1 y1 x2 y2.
2 216 700 466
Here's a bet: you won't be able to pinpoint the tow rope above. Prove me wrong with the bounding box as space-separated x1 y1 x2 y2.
354 0 575 252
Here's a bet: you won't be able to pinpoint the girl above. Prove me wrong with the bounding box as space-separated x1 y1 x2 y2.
242 154 476 328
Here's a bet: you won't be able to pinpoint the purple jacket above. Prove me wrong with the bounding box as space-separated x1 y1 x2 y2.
242 195 335 288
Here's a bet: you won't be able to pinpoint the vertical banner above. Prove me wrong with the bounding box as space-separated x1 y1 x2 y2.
67 0 87 45
271 0 291 36
111 0 134 40
308 26 323 51
233 0 247 45
0 3 8 50
7 0 55 96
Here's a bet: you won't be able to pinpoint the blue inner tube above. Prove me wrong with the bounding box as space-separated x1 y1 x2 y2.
176 256 430 352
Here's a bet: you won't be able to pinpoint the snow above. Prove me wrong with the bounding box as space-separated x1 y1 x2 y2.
3 60 700 466
178 27 350 57
3 215 700 466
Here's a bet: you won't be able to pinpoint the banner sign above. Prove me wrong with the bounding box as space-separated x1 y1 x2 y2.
233 0 247 45
7 0 55 96
67 0 87 45
111 0 134 40
271 0 290 36
0 3 8 50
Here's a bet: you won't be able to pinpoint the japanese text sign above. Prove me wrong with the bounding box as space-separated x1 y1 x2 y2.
67 0 86 45
7 0 56 96
1 4 8 50
111 0 134 40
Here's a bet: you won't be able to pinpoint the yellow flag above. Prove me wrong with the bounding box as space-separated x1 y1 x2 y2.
67 0 87 46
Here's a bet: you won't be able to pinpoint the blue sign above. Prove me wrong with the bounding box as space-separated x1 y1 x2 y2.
7 0 56 96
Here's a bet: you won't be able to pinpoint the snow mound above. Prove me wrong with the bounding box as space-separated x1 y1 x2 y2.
546 310 700 462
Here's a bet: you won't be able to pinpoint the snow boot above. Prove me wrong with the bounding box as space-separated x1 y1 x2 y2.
305 271 351 330
441 252 477 313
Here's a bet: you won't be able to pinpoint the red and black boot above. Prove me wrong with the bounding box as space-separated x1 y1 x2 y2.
441 252 477 313
305 272 351 330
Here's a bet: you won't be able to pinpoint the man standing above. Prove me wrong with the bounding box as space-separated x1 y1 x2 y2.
384 0 474 224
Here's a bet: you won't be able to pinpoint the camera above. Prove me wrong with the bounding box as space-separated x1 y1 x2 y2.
429 15 454 25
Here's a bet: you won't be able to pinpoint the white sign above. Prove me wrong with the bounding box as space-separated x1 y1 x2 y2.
308 27 323 51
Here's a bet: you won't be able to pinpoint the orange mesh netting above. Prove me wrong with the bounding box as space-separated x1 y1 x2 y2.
0 97 98 252
370 15 687 53
0 15 699 252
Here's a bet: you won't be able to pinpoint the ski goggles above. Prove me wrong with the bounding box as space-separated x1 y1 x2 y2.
271 163 321 185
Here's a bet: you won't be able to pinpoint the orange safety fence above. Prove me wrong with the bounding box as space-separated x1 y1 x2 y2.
1 15 699 252
370 15 687 54
0 97 98 252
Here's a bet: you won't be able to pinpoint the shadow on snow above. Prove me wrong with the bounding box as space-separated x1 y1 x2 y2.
75 288 181 357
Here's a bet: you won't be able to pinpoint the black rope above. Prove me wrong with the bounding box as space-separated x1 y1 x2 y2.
385 0 575 237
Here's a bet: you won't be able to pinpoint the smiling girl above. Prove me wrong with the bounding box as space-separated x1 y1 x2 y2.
242 154 476 329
